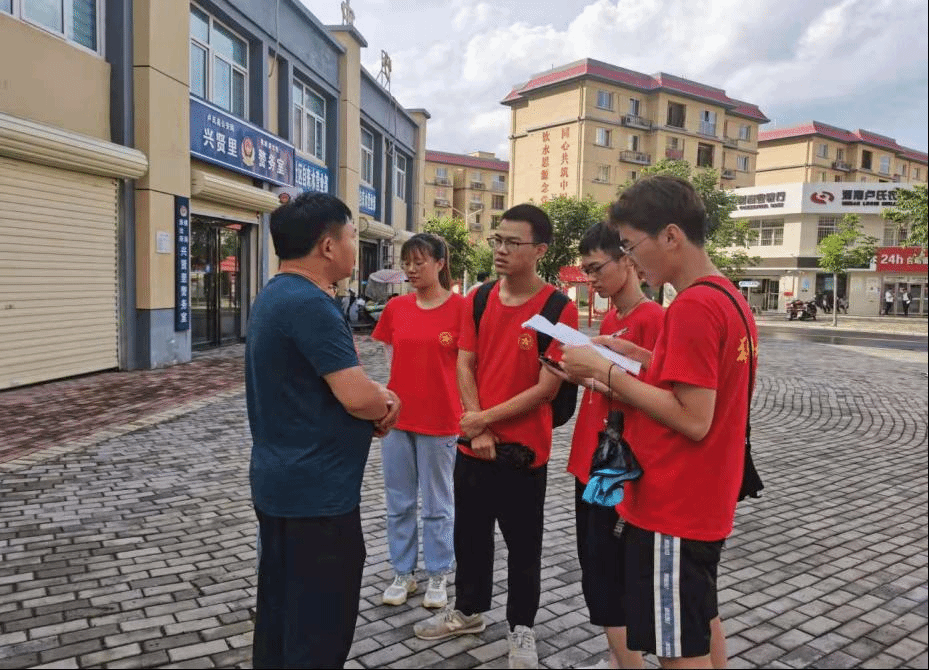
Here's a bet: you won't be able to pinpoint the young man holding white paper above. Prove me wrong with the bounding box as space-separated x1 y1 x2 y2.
414 204 578 669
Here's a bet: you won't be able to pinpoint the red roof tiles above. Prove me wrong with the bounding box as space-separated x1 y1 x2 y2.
425 150 509 172
758 122 927 162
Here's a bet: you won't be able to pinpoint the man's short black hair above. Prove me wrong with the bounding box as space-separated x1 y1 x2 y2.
500 203 553 245
476 271 490 282
609 176 707 246
270 192 352 260
579 221 625 259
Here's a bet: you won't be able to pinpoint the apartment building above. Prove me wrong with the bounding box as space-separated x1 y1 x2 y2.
424 150 509 239
755 122 928 186
0 0 426 388
502 59 768 205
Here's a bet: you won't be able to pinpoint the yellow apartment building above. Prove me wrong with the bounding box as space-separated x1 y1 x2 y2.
756 122 928 185
502 59 768 205
0 0 426 389
424 150 509 239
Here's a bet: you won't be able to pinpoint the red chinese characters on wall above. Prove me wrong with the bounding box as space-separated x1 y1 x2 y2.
540 126 571 202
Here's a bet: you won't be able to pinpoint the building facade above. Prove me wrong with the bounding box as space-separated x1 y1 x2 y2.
502 59 768 206
423 150 508 239
756 122 928 186
729 181 927 317
0 0 426 389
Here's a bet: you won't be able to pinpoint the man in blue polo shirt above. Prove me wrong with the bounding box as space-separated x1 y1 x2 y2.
247 192 401 668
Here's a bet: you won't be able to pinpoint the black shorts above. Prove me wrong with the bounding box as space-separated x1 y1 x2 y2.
574 480 625 626
620 521 723 659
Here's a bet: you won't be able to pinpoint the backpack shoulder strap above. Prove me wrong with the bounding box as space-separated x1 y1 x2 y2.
472 280 498 336
536 288 570 356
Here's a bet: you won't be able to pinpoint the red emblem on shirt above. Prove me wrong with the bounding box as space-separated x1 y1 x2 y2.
518 333 533 350
439 331 454 347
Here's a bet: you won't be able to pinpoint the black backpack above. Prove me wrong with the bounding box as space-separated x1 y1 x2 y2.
473 281 579 428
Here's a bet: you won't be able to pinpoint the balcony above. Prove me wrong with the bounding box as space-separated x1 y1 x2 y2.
491 181 506 192
698 122 717 137
433 199 450 208
619 150 651 165
434 177 451 186
621 114 652 130
832 160 851 172
665 148 684 160
470 181 485 190
723 136 739 149
721 168 736 180
468 201 483 210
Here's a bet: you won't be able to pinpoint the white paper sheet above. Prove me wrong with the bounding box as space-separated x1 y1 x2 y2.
522 315 642 375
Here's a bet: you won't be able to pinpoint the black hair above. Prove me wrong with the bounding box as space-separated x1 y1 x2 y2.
270 192 352 260
476 271 490 282
401 233 452 290
608 176 707 246
500 203 553 245
578 221 626 259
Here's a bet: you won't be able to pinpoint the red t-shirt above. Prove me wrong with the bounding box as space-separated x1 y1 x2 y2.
620 276 758 541
372 293 465 436
567 300 664 484
458 283 579 466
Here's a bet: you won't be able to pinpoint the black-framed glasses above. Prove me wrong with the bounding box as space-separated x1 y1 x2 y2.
486 236 539 251
619 236 649 256
581 258 616 277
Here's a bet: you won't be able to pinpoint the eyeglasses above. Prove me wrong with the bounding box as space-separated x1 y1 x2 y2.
581 258 616 277
486 237 540 251
618 236 649 256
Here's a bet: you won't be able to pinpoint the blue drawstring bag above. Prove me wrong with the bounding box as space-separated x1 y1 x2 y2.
582 410 642 507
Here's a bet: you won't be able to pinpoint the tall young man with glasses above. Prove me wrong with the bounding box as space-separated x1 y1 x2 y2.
562 176 758 669
414 204 579 669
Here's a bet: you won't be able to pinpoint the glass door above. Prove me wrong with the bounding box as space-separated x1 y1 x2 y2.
190 219 246 348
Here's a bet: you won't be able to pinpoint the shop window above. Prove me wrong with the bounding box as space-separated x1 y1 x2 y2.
190 5 248 118
667 102 686 128
748 219 784 246
360 128 374 185
6 0 98 51
817 216 839 243
292 81 325 160
394 154 407 199
596 90 613 110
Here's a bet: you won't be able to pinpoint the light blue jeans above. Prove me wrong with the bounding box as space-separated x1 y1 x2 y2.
381 430 457 576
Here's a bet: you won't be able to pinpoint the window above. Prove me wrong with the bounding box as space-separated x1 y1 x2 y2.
748 219 784 246
817 143 829 158
630 171 638 181
901 165 908 177
883 222 908 246
491 215 501 229
629 98 641 116
737 155 749 172
667 136 681 149
595 165 611 183
879 156 890 175
292 81 325 160
360 128 374 185
836 148 845 160
699 110 717 136
394 154 407 199
820 172 827 181
491 174 506 191
817 216 839 243
190 6 248 118
596 90 613 110
667 102 686 128
595 128 611 147
628 135 640 152
491 194 505 209
834 175 841 182
738 125 751 141
861 150 873 170
6 0 98 51
916 167 921 179
696 143 714 168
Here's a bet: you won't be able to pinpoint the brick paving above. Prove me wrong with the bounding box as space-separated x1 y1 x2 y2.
0 333 927 668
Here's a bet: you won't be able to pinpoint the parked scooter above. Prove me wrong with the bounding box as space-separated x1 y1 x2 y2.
786 299 817 321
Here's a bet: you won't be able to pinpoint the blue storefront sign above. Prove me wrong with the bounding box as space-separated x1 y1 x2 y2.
359 184 378 216
174 196 191 331
295 156 330 193
189 97 294 187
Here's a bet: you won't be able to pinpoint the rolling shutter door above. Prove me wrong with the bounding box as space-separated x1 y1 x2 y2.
0 155 119 388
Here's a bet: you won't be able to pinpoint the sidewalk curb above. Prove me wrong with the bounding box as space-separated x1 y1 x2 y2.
0 384 245 473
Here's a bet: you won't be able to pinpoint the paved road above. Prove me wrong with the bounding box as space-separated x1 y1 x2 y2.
1 336 927 669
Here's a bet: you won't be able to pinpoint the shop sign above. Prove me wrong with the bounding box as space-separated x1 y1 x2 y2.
174 196 191 331
189 97 294 187
735 190 787 211
359 184 378 216
739 280 761 288
295 157 330 193
876 246 928 274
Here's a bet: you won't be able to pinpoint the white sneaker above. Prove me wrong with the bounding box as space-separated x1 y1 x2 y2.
423 574 448 609
382 573 417 606
413 607 485 640
508 625 538 669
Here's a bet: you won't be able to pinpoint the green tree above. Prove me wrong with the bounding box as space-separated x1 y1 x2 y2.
537 195 607 283
473 243 494 277
423 215 479 281
817 214 879 326
882 183 927 248
617 159 759 280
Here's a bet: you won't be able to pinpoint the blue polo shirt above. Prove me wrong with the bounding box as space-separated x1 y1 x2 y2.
246 274 374 518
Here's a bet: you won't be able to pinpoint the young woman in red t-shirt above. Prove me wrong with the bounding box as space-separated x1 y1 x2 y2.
371 233 464 609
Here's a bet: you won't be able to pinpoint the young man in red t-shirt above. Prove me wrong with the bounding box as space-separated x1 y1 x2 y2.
562 176 758 669
414 204 579 670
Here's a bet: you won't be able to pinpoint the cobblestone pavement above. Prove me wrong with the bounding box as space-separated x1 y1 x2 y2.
1 335 927 669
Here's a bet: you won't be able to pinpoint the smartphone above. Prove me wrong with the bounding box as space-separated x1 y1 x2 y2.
538 355 562 371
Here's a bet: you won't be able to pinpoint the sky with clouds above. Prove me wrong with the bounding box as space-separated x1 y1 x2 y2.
305 0 928 161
